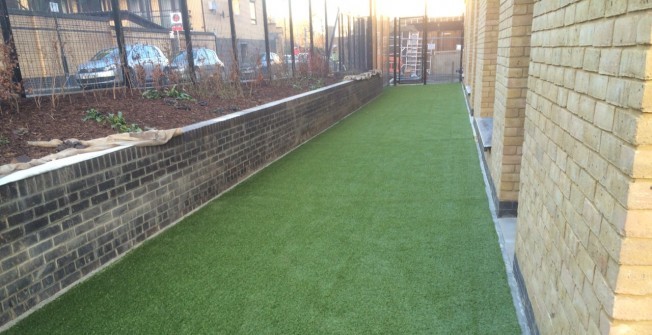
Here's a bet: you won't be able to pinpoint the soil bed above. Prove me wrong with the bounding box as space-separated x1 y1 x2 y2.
0 77 337 166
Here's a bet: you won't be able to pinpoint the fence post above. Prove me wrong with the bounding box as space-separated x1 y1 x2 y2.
288 0 296 78
262 0 272 81
367 17 372 71
324 0 328 75
0 1 25 97
347 15 351 71
358 19 363 70
393 17 397 86
357 19 361 70
358 18 363 70
362 18 367 70
422 1 427 85
228 0 239 78
111 0 130 88
459 14 464 82
397 18 401 84
338 12 343 72
179 0 195 84
369 0 373 69
52 12 70 84
351 17 356 71
308 0 314 59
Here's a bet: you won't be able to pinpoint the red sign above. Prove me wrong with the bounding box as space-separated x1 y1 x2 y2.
170 12 183 31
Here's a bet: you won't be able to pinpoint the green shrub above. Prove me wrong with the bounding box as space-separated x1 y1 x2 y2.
83 108 141 133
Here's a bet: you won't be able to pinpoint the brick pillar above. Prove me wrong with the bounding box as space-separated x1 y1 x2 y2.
463 0 476 93
516 1 652 333
472 0 499 117
488 0 533 212
608 8 652 332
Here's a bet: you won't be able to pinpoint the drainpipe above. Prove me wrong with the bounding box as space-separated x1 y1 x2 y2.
200 0 207 31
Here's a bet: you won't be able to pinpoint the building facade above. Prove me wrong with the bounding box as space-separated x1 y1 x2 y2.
464 0 652 333
3 0 286 89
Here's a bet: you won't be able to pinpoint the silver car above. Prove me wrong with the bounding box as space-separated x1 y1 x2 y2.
76 44 169 88
168 47 226 81
240 52 284 80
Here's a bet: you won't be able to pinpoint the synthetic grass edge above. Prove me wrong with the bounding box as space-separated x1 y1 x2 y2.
0 83 384 334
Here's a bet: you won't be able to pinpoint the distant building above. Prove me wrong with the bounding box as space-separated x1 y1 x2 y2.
3 0 285 86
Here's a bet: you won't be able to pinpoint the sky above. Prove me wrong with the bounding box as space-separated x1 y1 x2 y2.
267 0 465 21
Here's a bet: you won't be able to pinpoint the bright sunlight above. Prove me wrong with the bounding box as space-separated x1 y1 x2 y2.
269 0 465 20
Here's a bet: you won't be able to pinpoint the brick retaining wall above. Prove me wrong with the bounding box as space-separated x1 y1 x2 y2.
0 76 382 328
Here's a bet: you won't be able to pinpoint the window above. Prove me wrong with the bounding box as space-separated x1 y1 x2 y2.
128 0 151 19
233 0 240 15
76 0 106 12
249 0 256 25
159 0 180 28
28 0 68 13
6 0 23 9
196 49 208 64
142 46 158 59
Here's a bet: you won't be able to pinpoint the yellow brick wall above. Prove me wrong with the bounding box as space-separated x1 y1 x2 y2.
8 13 206 81
11 15 114 79
516 0 652 333
472 0 499 118
202 0 265 41
463 0 476 91
488 0 533 202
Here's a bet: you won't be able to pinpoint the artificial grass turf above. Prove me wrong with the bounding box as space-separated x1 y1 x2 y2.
3 84 520 334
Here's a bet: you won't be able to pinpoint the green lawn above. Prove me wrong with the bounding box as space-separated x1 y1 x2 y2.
4 84 520 334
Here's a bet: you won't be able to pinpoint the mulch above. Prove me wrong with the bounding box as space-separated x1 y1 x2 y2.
0 78 337 166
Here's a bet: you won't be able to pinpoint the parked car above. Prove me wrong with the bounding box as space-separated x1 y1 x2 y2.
76 44 169 88
240 52 284 80
168 47 226 81
296 52 310 64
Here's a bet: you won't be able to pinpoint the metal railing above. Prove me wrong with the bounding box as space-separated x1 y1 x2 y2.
0 0 377 98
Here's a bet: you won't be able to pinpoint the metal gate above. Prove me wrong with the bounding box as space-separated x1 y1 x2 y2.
390 16 463 85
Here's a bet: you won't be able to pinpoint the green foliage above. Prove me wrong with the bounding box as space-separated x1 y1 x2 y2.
0 135 9 146
106 112 142 133
292 77 325 91
82 108 105 122
82 108 141 133
142 89 163 100
141 85 194 102
310 78 324 90
164 85 194 101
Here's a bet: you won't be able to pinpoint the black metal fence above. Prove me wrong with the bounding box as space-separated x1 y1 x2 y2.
390 15 464 85
0 0 377 98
